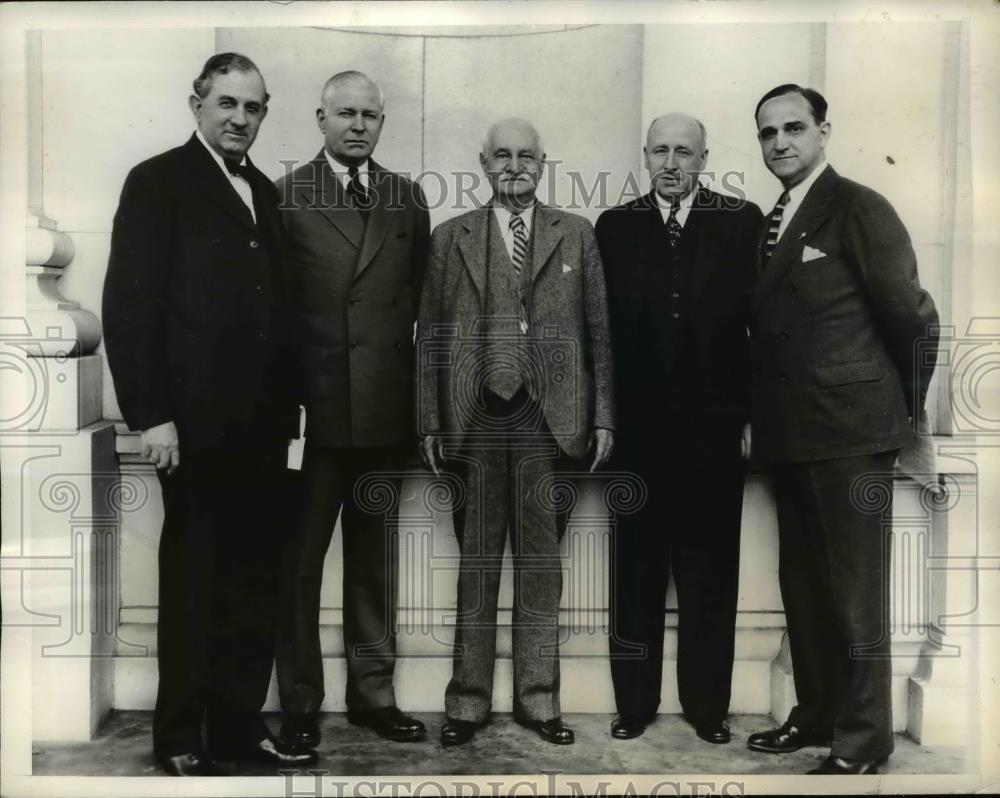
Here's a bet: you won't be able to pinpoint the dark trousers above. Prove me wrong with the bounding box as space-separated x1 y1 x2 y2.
276 441 402 715
772 450 897 760
609 420 746 725
444 388 571 723
152 445 288 757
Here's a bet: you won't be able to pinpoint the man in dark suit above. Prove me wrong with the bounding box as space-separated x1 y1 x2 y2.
417 117 615 747
102 53 317 775
595 113 762 745
746 84 939 774
274 71 429 747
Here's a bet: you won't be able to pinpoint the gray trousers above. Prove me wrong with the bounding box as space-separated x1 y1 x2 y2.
444 388 571 723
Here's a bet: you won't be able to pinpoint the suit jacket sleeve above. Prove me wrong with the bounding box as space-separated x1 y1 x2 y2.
411 182 431 317
415 222 450 435
581 219 616 431
844 189 939 416
735 202 765 423
102 163 173 432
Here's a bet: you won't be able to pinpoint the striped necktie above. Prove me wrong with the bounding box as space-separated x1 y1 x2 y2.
509 213 528 274
509 213 530 334
763 191 789 263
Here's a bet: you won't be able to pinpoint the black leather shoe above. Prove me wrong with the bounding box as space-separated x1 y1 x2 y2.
210 735 319 766
807 755 886 775
610 715 646 739
747 722 830 753
440 719 480 747
696 720 731 744
280 713 320 749
156 751 221 776
519 717 575 745
347 706 427 742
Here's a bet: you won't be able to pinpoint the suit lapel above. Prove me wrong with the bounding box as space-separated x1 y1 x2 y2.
296 151 365 250
244 154 281 245
687 187 718 303
353 160 396 282
183 135 258 234
456 208 489 304
752 166 838 311
529 203 564 282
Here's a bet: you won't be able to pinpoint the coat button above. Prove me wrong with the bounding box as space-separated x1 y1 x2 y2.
350 340 358 349
394 341 401 350
671 292 680 299
778 373 789 383
249 240 260 248
787 282 798 292
672 312 680 319
778 331 790 341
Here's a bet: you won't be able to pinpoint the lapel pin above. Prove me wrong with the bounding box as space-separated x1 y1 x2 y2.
798 232 807 239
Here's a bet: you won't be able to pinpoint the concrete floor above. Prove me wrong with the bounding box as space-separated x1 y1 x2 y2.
32 711 966 777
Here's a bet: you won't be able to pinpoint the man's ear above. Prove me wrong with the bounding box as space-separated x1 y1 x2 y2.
188 94 202 120
479 152 488 174
820 120 832 148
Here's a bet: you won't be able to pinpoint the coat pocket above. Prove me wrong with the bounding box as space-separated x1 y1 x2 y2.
815 358 882 387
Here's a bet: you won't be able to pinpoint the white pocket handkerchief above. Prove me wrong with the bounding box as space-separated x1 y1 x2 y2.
562 263 573 273
802 245 827 263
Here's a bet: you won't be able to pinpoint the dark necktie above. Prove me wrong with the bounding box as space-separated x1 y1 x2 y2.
347 165 370 212
665 197 683 249
763 191 790 263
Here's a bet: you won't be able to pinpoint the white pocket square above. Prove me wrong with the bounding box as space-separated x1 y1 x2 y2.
562 263 573 273
802 245 827 263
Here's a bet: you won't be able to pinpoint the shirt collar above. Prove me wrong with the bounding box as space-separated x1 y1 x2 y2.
784 160 829 206
195 129 247 178
324 150 370 185
492 201 536 234
652 182 700 213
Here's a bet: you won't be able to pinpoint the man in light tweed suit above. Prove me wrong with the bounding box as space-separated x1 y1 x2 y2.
416 118 615 747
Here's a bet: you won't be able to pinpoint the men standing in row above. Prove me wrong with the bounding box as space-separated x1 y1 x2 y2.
417 118 615 746
103 53 317 775
596 114 762 744
275 71 430 748
747 84 939 774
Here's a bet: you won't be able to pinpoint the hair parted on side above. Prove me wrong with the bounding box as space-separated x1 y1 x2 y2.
192 52 269 103
754 83 828 125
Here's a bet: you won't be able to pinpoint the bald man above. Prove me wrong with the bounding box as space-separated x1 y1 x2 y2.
595 113 763 743
417 118 615 746
274 71 429 747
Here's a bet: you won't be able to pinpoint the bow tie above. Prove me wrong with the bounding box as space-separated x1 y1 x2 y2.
225 159 252 180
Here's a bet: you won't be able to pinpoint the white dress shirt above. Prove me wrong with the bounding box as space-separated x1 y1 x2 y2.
776 160 829 241
195 129 255 223
324 150 371 193
492 202 536 263
653 183 700 228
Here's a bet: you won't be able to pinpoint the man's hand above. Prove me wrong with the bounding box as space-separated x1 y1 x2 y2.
141 421 180 474
420 434 444 477
588 427 615 472
740 423 752 460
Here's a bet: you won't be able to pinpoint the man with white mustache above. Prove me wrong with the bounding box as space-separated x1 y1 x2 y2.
417 117 615 747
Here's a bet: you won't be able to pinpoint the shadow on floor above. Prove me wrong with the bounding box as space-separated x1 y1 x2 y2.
32 711 966 778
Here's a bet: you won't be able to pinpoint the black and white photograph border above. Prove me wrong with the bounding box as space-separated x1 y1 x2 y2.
1 0 999 795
